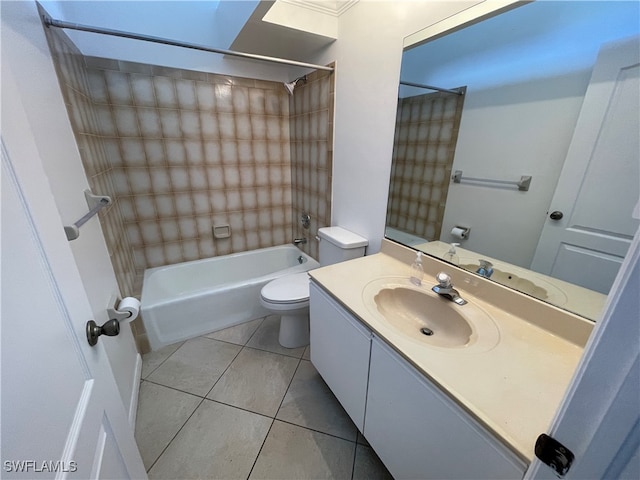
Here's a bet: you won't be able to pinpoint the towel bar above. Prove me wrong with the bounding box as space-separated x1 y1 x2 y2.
452 170 532 191
64 190 111 241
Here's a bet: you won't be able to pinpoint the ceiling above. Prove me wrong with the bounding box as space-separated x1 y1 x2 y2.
231 0 358 62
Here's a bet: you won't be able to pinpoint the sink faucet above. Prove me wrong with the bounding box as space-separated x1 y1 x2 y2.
476 260 494 278
432 272 467 305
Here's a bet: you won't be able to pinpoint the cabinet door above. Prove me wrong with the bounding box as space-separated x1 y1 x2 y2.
309 282 372 431
365 338 527 480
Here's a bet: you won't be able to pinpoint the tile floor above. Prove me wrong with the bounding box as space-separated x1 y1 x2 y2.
136 315 393 479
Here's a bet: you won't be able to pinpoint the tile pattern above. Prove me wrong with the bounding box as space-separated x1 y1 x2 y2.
44 28 335 353
84 58 293 271
290 68 335 260
387 89 466 241
137 318 392 479
43 24 137 298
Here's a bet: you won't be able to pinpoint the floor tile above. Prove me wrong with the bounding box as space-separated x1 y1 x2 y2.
148 400 272 479
140 341 184 379
352 444 393 480
302 345 311 360
207 347 299 417
357 431 370 446
249 420 355 480
146 337 241 396
246 315 306 358
204 317 263 345
134 381 201 470
276 360 358 441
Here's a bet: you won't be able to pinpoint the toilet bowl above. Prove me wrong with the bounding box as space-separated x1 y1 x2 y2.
260 272 311 348
259 226 368 349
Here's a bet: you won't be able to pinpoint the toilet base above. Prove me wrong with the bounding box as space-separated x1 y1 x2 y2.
278 312 310 348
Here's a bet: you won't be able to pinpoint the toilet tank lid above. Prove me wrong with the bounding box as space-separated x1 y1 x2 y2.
318 226 368 248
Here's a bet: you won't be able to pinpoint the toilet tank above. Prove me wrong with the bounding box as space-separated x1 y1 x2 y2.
318 226 368 266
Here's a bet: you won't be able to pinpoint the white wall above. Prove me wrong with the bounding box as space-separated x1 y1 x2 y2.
309 0 483 253
40 0 299 82
2 1 140 416
441 71 590 267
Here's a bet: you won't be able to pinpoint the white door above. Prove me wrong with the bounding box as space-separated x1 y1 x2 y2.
1 69 146 479
525 227 639 479
531 36 640 294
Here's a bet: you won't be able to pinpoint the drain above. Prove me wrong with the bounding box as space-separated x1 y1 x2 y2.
420 327 434 336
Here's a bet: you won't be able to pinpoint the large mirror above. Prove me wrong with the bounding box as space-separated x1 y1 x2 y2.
386 1 640 321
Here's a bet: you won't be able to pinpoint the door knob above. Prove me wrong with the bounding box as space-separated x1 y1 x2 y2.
549 211 564 220
86 319 120 346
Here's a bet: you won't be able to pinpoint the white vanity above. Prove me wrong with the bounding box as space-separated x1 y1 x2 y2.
309 239 593 479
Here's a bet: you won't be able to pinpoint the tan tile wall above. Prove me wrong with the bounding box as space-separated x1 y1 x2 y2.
386 89 466 241
44 26 334 352
83 59 293 272
290 68 334 260
44 25 137 298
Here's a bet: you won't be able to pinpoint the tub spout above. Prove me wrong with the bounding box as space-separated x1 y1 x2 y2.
294 238 307 245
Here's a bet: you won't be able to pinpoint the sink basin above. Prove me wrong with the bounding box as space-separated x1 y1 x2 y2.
374 287 473 347
363 278 500 352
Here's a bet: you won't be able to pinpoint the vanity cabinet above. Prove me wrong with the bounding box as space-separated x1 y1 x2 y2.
309 282 372 431
364 337 527 479
309 280 527 479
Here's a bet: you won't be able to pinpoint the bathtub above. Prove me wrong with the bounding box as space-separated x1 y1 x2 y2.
141 244 320 350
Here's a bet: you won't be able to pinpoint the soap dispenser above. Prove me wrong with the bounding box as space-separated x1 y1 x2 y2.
410 251 424 286
443 243 460 265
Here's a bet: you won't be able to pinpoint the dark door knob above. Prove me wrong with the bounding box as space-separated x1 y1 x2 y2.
549 211 564 220
86 319 120 346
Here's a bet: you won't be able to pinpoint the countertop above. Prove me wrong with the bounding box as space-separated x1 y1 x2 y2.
308 240 593 463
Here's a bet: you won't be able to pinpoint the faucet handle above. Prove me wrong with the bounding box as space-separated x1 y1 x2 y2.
435 272 452 288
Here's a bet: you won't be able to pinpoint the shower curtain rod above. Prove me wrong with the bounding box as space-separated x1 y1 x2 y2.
43 17 335 72
400 80 463 96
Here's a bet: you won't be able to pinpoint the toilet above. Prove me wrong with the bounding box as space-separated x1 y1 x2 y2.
260 226 368 348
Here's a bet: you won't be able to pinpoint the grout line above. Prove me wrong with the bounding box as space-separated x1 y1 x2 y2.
242 343 305 360
273 417 359 444
202 343 245 399
140 341 186 379
351 438 358 480
145 395 206 473
200 397 275 421
246 353 304 479
246 417 276 480
141 378 207 399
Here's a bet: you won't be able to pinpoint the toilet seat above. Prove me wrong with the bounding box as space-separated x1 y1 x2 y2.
260 272 310 307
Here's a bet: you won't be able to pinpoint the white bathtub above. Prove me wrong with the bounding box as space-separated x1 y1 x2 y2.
141 244 320 350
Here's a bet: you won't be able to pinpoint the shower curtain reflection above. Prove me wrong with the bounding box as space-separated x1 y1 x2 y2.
386 88 466 243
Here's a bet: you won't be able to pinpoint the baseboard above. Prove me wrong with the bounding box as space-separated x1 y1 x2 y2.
128 353 142 428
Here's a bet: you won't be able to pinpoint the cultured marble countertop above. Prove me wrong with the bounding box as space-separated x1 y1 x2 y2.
308 240 593 463
415 240 607 321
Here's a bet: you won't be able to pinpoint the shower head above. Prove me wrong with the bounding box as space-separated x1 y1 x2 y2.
284 75 307 95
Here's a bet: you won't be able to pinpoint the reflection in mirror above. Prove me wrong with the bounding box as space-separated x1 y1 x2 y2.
387 1 640 321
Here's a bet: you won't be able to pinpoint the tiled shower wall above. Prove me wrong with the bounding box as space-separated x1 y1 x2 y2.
44 24 333 352
290 69 334 260
386 90 465 241
44 24 138 297
84 59 293 272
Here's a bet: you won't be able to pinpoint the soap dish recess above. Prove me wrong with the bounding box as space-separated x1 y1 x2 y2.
213 224 231 239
